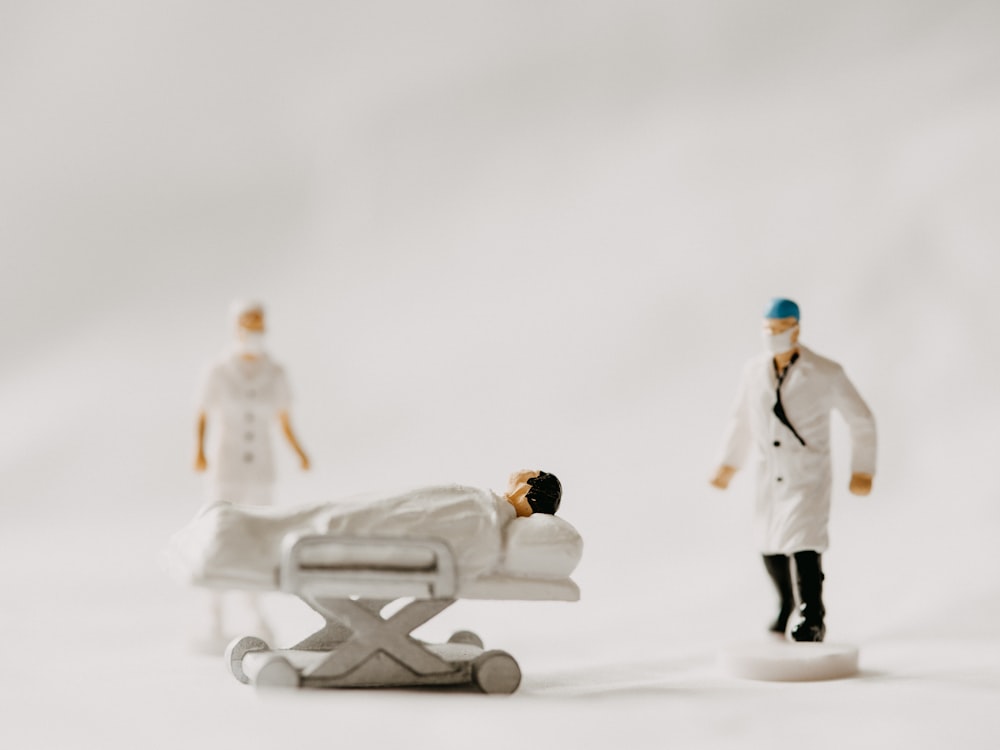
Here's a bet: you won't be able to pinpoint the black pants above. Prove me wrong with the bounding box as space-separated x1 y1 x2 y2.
762 551 825 634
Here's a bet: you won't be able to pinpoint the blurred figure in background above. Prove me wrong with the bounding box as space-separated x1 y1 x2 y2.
195 299 310 503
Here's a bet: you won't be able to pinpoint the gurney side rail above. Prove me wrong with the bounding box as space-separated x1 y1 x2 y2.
279 534 458 599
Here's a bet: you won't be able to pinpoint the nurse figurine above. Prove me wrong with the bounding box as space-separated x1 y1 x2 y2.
192 299 310 648
709 298 877 643
195 299 310 503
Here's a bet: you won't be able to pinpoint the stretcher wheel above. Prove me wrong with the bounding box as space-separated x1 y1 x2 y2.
226 636 269 684
472 650 521 694
253 654 301 689
448 630 484 648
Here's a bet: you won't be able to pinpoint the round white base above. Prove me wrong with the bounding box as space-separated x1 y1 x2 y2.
719 640 859 681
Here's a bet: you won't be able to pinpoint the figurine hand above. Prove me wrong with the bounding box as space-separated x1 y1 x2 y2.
194 452 207 472
709 465 737 490
849 472 873 496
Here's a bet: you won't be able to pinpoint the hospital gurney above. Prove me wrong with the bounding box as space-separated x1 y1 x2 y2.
225 531 580 693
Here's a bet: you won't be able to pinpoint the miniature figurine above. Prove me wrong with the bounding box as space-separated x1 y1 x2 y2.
710 298 876 643
170 470 569 594
194 299 309 504
191 300 310 649
166 470 581 692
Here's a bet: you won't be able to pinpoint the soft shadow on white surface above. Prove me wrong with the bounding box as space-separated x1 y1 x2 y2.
2 2 1000 748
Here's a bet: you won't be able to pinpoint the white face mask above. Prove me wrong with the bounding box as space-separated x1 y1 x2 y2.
762 324 798 355
236 330 266 355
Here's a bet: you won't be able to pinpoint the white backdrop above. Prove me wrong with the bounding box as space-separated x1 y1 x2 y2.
3 2 999 748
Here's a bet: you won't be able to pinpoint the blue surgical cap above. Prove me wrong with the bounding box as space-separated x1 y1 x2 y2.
763 298 800 320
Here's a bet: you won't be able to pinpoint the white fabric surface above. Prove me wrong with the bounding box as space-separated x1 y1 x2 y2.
719 344 877 553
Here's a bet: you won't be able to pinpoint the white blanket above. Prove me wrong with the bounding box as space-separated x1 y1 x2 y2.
167 484 583 590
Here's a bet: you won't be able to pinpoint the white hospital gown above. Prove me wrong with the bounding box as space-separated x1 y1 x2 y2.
197 352 292 504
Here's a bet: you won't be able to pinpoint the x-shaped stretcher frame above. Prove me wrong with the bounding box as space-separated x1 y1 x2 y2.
295 596 458 683
228 534 522 692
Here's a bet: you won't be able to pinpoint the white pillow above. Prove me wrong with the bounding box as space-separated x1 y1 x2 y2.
501 514 583 578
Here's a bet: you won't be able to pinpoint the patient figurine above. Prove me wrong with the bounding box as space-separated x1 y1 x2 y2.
168 469 577 596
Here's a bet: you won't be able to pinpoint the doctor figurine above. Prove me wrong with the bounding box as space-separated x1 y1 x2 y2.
710 298 876 643
192 299 310 648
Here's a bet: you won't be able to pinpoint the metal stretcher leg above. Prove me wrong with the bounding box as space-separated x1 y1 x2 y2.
301 598 456 681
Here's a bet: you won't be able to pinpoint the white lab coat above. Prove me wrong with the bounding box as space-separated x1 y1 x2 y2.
197 351 292 502
719 345 876 554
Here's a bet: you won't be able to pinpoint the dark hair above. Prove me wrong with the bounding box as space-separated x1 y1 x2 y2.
525 471 562 515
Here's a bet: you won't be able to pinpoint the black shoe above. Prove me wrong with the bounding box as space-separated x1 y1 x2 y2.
770 604 794 635
790 617 826 642
791 551 826 642
763 554 795 636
